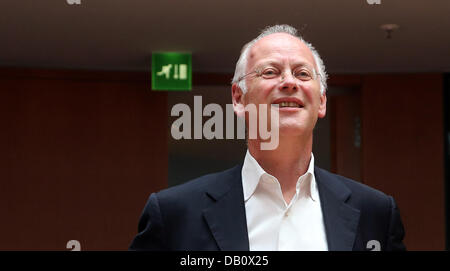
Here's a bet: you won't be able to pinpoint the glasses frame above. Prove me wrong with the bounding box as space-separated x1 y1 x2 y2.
236 65 320 83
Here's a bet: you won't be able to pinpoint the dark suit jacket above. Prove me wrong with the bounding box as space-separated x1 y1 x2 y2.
129 165 406 251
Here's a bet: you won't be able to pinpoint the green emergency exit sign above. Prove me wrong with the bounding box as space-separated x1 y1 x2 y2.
152 52 192 91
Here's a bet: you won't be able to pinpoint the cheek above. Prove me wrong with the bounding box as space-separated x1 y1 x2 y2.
300 85 315 101
246 82 275 104
302 82 321 103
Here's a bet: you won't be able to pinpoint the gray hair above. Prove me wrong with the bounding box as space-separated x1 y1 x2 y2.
231 24 328 95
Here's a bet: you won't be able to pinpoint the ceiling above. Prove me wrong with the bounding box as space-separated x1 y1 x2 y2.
1 0 449 73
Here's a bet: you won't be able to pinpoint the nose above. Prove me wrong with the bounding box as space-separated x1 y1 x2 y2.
280 71 298 92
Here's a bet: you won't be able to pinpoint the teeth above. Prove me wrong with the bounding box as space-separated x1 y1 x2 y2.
278 101 300 108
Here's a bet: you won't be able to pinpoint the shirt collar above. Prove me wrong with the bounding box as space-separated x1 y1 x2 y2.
305 152 318 202
242 150 267 201
242 150 318 202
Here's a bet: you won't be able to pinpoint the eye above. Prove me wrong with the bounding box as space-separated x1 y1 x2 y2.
295 69 313 81
260 68 279 79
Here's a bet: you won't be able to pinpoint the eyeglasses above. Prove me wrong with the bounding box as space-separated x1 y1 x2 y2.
236 65 318 83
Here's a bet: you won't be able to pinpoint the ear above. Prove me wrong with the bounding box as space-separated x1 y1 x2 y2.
318 93 327 118
232 83 245 117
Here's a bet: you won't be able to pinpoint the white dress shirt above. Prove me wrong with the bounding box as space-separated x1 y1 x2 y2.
242 150 328 251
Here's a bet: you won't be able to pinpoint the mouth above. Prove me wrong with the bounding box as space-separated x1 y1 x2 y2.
272 98 304 109
276 101 303 108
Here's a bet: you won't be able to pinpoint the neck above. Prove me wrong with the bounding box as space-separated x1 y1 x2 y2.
248 134 313 203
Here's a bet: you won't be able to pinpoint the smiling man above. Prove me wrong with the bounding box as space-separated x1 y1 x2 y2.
129 24 406 251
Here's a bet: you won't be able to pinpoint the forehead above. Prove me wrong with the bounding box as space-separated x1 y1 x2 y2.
248 33 316 68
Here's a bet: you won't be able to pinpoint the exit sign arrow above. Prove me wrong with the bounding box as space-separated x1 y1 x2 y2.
152 52 192 91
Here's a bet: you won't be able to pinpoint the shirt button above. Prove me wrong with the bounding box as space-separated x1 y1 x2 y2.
285 210 289 217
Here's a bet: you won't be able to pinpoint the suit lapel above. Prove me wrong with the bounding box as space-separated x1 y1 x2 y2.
201 165 360 251
315 167 360 251
203 165 250 251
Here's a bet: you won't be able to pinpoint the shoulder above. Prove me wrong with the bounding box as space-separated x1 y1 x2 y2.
315 167 393 209
156 165 242 203
315 167 406 250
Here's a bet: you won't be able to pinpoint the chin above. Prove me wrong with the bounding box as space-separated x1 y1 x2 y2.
278 123 307 136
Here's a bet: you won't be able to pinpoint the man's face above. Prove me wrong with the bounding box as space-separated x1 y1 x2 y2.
234 33 326 138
